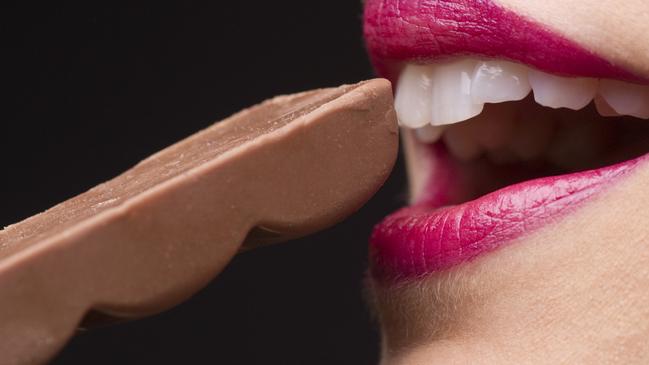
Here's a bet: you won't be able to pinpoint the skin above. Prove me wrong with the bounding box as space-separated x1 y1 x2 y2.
494 0 649 78
367 1 649 364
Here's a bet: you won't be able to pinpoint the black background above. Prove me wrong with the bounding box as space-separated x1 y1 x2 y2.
4 2 406 364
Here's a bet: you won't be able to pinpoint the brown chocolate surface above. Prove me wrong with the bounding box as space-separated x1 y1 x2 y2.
0 79 398 364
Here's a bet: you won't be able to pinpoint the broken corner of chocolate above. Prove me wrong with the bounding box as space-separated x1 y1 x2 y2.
0 78 398 364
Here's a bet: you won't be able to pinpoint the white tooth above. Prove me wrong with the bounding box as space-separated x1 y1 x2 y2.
430 59 484 126
598 79 649 119
509 105 556 160
593 95 621 117
528 69 598 110
469 102 517 151
471 60 532 104
443 122 483 161
546 117 607 171
394 64 434 128
414 125 445 143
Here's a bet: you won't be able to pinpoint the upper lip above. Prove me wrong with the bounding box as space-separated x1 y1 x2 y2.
363 0 647 84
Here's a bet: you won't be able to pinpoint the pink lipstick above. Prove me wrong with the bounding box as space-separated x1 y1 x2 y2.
364 0 646 83
370 153 643 280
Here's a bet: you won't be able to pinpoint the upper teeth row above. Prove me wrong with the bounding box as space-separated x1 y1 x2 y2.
394 59 649 129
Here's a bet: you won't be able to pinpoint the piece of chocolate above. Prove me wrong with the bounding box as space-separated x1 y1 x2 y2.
0 79 398 364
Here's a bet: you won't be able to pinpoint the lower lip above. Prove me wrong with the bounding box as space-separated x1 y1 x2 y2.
369 149 645 281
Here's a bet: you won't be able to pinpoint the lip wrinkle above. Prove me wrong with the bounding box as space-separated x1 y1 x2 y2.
364 0 647 83
370 156 644 281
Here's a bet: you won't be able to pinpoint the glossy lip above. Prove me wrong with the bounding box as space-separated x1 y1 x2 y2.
370 147 645 281
364 0 647 84
364 0 649 281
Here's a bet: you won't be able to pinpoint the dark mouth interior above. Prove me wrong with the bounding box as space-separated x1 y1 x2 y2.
437 96 649 205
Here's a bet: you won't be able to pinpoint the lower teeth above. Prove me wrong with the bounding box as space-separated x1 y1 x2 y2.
410 96 649 205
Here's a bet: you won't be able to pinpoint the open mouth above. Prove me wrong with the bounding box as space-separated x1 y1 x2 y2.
397 59 649 205
363 0 649 281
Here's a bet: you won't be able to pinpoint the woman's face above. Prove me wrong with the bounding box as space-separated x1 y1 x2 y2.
363 0 649 364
